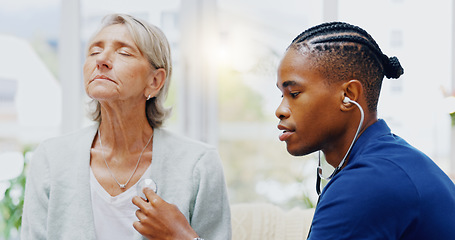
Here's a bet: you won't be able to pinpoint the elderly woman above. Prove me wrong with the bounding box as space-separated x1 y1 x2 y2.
21 14 231 240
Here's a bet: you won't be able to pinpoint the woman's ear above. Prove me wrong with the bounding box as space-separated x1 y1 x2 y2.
340 79 362 111
145 68 166 99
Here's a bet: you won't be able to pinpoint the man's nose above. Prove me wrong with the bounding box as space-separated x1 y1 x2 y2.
275 100 290 120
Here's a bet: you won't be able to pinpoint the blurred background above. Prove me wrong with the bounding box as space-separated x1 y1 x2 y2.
1 0 455 239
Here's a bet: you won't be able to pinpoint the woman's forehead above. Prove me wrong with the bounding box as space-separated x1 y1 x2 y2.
89 25 141 51
95 24 128 39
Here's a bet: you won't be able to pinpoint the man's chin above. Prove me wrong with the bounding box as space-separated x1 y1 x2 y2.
286 146 306 157
286 143 315 157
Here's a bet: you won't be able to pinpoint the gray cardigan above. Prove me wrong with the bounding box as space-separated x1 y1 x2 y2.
21 125 232 240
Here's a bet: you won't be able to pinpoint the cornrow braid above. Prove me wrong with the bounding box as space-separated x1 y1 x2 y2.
291 22 337 44
313 35 383 62
291 21 404 79
293 22 381 50
288 21 404 111
311 34 404 79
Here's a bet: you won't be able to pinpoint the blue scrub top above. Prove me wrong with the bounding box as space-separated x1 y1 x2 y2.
308 119 455 240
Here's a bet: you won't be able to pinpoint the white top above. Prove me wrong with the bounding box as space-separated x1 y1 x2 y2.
90 164 152 240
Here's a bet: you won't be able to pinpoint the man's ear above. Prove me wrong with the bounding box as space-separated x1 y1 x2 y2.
340 80 362 111
145 68 166 99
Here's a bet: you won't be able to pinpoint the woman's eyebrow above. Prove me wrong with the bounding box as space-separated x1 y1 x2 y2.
87 41 103 50
87 40 139 52
115 41 139 52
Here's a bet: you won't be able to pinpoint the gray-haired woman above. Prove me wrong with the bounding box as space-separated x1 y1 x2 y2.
21 13 231 240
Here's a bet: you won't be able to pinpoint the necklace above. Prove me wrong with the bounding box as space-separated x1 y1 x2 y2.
97 128 153 189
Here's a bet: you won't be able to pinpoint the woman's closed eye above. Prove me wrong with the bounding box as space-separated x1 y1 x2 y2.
89 50 102 56
118 50 132 56
88 46 103 56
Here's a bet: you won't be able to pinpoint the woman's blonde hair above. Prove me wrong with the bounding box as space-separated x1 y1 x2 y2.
87 13 172 128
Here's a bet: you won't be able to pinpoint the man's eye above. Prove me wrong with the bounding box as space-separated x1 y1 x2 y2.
290 92 300 98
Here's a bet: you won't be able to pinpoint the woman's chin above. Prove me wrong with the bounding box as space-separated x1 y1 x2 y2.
86 89 118 101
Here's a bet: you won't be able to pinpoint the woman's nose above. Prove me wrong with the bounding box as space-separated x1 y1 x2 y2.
96 52 112 70
275 100 290 120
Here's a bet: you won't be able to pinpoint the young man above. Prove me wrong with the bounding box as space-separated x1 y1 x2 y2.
275 21 455 239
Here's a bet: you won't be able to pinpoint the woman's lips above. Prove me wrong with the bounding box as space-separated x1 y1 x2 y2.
92 75 115 83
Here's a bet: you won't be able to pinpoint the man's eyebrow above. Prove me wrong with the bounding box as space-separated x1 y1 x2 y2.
281 80 298 88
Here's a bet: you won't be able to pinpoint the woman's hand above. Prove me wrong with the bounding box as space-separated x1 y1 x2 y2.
132 188 199 240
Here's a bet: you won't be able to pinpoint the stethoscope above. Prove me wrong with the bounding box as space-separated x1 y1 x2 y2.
316 96 364 195
137 178 158 200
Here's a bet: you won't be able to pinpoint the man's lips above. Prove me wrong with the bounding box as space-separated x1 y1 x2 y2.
279 130 294 141
278 124 294 141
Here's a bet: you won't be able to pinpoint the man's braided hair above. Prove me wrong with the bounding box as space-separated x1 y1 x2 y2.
289 22 404 111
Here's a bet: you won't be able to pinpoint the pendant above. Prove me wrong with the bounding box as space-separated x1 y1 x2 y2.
119 184 126 189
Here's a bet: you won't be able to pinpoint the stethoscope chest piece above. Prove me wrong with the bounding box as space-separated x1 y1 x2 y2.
137 178 157 200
